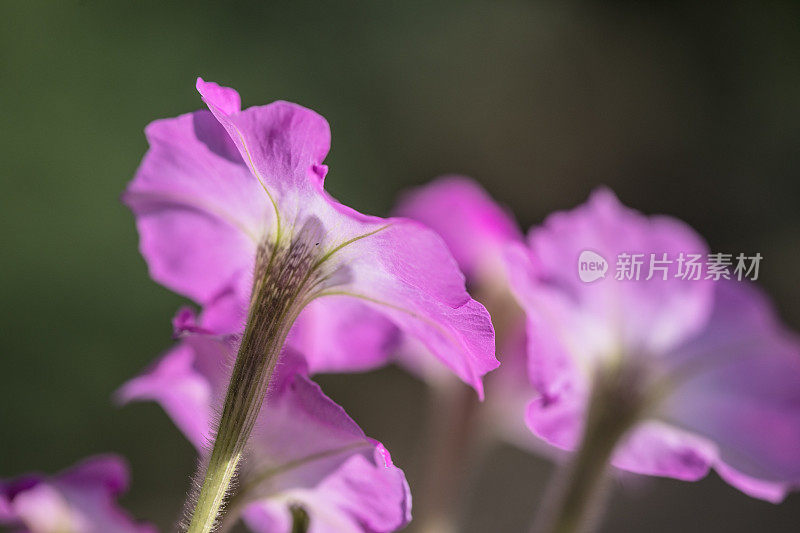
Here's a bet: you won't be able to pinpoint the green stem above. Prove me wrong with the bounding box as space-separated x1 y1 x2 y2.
186 303 298 533
186 233 318 533
290 505 310 533
533 363 646 533
413 378 480 533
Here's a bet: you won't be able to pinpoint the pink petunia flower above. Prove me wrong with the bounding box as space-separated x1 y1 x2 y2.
118 308 411 533
505 188 800 502
123 79 495 529
123 79 497 394
0 455 155 533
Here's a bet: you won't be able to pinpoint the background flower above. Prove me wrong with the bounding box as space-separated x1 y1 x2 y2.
506 189 800 501
0 456 154 533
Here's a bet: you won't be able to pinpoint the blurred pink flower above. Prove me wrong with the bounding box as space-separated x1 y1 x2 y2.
506 189 800 501
0 456 154 533
118 308 411 532
123 79 497 396
393 176 538 448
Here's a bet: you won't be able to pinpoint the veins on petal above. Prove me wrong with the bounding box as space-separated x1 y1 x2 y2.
313 224 393 269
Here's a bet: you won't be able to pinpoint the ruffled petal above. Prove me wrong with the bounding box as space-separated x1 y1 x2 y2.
133 80 497 396
197 78 330 208
315 216 498 398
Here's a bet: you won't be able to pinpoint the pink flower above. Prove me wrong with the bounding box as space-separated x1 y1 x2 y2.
118 308 411 532
0 456 154 533
393 176 537 448
123 79 497 395
506 189 800 501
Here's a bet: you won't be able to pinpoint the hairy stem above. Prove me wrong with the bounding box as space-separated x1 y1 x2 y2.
186 230 321 533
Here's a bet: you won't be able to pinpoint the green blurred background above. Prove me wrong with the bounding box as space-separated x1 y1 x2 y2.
2 1 799 531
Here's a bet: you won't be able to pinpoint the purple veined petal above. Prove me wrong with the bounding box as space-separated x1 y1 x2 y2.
393 176 523 282
0 456 154 533
197 78 330 204
123 105 269 305
310 215 499 398
658 281 800 499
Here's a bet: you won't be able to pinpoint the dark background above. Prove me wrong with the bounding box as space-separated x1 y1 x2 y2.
2 2 799 531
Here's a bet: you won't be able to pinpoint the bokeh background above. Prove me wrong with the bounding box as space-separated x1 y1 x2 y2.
2 1 799 531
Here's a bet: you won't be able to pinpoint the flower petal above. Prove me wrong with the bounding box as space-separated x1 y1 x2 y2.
316 216 498 398
660 281 800 495
287 295 401 374
524 188 713 362
610 422 714 480
196 78 330 207
116 323 230 449
393 176 522 280
241 352 412 531
124 107 267 304
121 314 411 531
0 456 154 533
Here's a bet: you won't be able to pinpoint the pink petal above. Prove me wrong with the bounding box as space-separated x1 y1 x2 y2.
287 295 401 374
123 108 266 304
197 77 331 201
116 337 228 449
0 456 154 533
134 79 497 395
525 188 713 360
611 422 714 480
393 175 522 280
121 314 411 530
319 217 499 398
660 281 800 496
